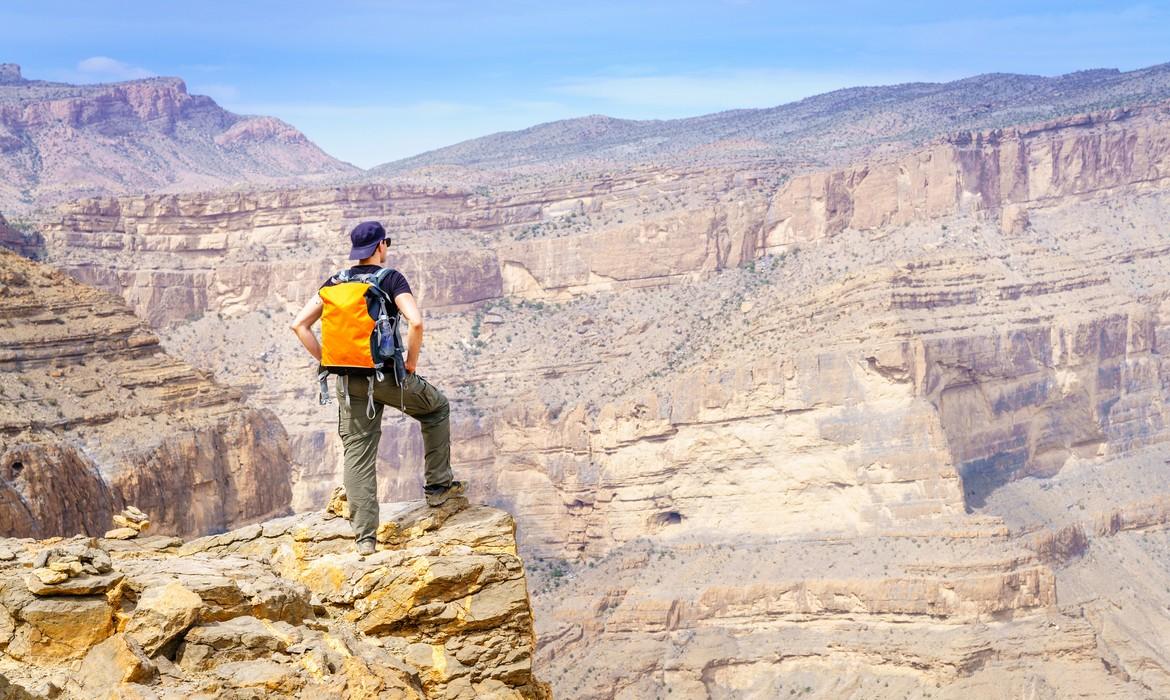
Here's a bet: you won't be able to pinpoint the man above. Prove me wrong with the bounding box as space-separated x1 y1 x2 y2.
291 221 463 556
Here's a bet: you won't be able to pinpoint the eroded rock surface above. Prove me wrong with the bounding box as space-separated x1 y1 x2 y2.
0 250 293 538
0 499 549 699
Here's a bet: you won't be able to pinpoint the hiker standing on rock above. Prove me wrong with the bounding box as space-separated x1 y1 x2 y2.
291 221 464 555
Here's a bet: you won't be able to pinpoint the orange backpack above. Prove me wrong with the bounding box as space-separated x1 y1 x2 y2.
318 268 405 385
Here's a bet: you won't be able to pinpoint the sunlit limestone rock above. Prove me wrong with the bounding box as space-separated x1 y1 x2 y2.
0 499 550 699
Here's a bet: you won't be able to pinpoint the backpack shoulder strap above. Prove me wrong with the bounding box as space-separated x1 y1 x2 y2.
361 268 396 304
372 267 395 286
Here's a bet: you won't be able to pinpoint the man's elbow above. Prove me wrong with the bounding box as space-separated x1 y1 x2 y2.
289 321 304 334
408 317 424 331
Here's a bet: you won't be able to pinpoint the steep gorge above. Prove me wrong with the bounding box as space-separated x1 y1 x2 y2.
32 100 1170 696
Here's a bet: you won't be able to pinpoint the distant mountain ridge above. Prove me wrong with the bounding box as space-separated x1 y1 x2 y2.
373 62 1170 176
0 63 357 211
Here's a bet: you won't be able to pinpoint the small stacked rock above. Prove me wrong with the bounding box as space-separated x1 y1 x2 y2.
104 505 151 540
25 539 122 596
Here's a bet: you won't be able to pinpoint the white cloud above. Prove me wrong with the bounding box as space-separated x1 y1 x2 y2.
76 56 154 82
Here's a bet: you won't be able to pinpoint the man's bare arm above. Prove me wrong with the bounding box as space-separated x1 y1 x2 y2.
394 292 423 373
290 295 324 363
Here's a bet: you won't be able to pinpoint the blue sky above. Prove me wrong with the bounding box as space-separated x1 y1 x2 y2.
4 1 1169 167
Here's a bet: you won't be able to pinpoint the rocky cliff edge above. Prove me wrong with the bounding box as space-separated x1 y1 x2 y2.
0 497 551 699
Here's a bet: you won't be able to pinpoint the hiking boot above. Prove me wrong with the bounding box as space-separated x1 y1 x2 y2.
356 540 376 556
425 480 466 507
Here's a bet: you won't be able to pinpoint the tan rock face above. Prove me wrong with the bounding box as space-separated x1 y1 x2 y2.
38 170 765 327
0 499 549 699
0 249 294 538
762 102 1170 248
6 596 114 662
79 634 158 689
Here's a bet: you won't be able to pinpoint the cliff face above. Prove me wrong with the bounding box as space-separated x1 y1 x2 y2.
39 168 765 326
39 102 1170 522
0 498 549 699
763 102 1170 247
0 65 356 211
0 249 293 538
39 103 1170 330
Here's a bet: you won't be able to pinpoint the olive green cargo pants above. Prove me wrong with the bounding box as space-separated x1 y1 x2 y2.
336 373 453 544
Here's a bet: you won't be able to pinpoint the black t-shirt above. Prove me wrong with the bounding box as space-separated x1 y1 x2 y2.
320 265 412 313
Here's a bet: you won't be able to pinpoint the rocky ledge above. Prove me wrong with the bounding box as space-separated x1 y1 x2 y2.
0 498 550 699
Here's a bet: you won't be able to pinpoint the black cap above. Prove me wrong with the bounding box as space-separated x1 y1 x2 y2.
348 221 387 260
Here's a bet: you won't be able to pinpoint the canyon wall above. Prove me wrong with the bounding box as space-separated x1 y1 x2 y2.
764 102 1170 247
0 249 293 538
464 230 1170 557
34 103 1170 551
0 213 40 259
39 102 1170 330
39 168 766 326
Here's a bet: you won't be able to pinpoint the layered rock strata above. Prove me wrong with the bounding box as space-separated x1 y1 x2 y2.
511 146 1170 695
763 101 1170 248
0 249 292 537
38 102 1170 329
34 102 1170 530
0 498 549 699
40 166 767 323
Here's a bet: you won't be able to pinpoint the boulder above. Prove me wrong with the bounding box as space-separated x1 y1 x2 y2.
213 660 302 694
6 596 113 662
28 569 67 586
376 498 468 546
117 555 312 625
177 615 302 671
123 582 203 656
79 633 157 689
323 486 349 520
